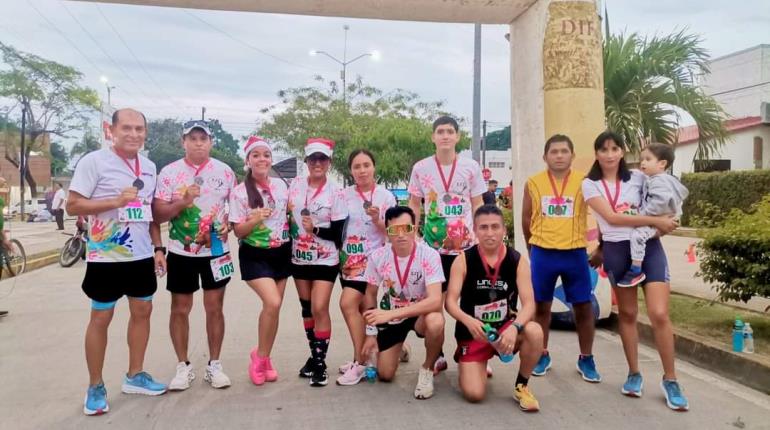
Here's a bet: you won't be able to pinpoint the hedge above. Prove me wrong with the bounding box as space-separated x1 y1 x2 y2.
697 196 770 302
681 170 770 226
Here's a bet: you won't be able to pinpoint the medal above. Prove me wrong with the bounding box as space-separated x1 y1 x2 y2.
434 155 458 204
132 178 144 190
547 170 571 216
363 201 372 210
185 158 210 188
301 208 311 216
303 178 326 218
194 176 204 186
554 205 563 215
115 149 143 191
356 185 375 212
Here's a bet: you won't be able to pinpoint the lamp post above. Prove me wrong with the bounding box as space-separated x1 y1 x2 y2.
99 76 115 107
310 25 380 103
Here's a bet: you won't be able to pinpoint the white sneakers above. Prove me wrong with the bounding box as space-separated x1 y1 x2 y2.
168 362 195 391
169 360 231 390
204 360 232 389
414 367 435 399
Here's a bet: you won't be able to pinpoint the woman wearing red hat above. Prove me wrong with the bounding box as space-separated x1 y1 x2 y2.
287 137 348 387
229 136 291 386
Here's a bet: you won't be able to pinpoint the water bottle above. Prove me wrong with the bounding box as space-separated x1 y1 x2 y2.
483 323 514 363
743 323 754 354
732 317 744 353
210 222 223 257
365 351 377 383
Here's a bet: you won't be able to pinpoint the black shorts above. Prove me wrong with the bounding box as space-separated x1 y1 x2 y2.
239 242 291 281
82 258 157 303
340 279 367 294
292 263 339 283
377 317 425 352
166 252 231 294
440 253 458 292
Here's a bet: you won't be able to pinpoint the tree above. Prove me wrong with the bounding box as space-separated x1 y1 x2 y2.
603 30 728 160
50 141 69 177
257 76 468 186
70 126 101 163
483 126 511 151
0 42 99 196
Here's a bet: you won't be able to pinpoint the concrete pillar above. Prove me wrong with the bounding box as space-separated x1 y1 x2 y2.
510 0 605 250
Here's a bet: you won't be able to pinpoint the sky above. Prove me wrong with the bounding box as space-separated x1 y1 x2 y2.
1 0 768 143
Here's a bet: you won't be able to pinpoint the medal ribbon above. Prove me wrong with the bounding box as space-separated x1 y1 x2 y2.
433 155 458 196
479 244 506 288
547 170 571 204
600 178 621 213
393 244 417 297
184 158 210 181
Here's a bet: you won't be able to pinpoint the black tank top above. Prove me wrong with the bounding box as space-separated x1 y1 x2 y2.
454 245 520 341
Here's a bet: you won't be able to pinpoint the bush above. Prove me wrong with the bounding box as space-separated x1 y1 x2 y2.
681 170 770 226
697 196 770 302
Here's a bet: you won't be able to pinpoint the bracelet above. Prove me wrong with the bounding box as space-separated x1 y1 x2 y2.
365 325 378 336
154 246 167 254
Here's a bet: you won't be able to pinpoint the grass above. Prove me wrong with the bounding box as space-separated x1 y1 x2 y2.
637 292 770 357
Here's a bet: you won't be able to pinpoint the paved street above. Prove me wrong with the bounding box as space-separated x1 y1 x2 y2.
1 249 768 430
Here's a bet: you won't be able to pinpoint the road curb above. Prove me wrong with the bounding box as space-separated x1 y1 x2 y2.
606 311 770 394
670 227 701 238
1 249 61 278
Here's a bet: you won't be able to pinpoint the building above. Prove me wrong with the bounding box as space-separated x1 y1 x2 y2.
674 45 770 176
0 130 53 205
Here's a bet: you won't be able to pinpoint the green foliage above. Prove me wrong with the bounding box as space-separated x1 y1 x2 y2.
483 126 511 151
501 207 515 248
257 76 468 186
0 42 99 193
697 196 770 303
603 31 728 160
681 170 770 226
49 141 69 176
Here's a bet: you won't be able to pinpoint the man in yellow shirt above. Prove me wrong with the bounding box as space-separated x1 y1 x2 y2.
521 134 599 383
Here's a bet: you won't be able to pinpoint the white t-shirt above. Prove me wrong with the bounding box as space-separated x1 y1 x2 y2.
340 185 397 282
365 242 444 322
52 189 66 210
229 177 290 249
287 177 348 266
155 158 236 257
582 170 645 242
408 155 486 255
69 148 157 263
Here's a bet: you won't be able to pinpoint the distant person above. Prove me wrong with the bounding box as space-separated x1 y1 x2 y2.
482 179 498 205
52 182 66 230
499 181 513 209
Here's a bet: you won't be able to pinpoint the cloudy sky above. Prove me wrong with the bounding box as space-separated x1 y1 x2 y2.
1 0 768 140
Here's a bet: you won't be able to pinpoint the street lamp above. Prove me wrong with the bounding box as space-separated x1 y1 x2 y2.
309 25 380 103
99 76 115 107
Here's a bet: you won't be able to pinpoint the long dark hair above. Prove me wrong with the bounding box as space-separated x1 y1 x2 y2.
348 148 376 169
244 168 265 209
586 130 631 182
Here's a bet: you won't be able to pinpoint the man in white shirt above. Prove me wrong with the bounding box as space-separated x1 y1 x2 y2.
52 182 66 230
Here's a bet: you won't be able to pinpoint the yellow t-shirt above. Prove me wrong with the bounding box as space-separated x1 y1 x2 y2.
526 169 587 250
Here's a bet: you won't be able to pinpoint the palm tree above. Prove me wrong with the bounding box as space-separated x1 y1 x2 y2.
603 29 729 161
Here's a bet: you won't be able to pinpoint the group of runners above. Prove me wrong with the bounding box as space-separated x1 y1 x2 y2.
69 108 689 417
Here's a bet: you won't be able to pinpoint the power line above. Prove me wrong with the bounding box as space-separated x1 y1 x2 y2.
183 10 328 73
25 0 106 77
94 4 179 108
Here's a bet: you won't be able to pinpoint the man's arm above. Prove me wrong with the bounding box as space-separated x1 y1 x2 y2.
408 194 422 227
66 190 127 216
152 189 197 224
512 254 535 325
471 195 483 217
391 282 443 320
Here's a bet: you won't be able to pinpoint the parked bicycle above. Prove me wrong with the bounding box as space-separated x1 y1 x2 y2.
0 236 27 280
59 217 87 267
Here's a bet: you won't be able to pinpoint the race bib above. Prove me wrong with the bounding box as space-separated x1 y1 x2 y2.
389 296 413 325
118 201 152 222
474 299 508 323
541 196 574 218
209 254 235 282
294 248 318 262
210 254 234 281
615 203 638 216
344 241 366 255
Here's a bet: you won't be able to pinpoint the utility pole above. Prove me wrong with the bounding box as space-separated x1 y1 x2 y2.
19 106 27 219
472 24 482 163
201 107 206 121
482 120 487 168
310 26 379 105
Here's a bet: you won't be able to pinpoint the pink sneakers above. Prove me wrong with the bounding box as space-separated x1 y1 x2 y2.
249 349 279 385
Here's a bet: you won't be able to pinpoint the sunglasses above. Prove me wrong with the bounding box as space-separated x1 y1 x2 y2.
386 224 415 236
306 154 330 164
183 119 209 129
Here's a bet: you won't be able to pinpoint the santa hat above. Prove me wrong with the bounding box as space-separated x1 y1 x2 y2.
304 137 335 158
243 135 272 157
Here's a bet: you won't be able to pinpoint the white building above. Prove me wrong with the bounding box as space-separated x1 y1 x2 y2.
674 45 770 176
482 149 513 187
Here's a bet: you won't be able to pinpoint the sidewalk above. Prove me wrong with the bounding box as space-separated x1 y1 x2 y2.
3 217 77 256
1 252 768 430
662 235 770 313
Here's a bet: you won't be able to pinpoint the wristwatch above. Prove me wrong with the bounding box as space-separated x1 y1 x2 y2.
365 325 378 336
154 246 167 254
512 322 524 334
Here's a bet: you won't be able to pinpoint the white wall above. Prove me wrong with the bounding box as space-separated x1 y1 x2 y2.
701 45 770 118
673 126 770 176
482 149 513 186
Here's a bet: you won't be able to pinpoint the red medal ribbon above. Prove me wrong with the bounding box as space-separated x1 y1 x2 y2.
600 178 621 213
547 170 571 204
479 244 506 288
433 155 458 195
393 244 417 295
